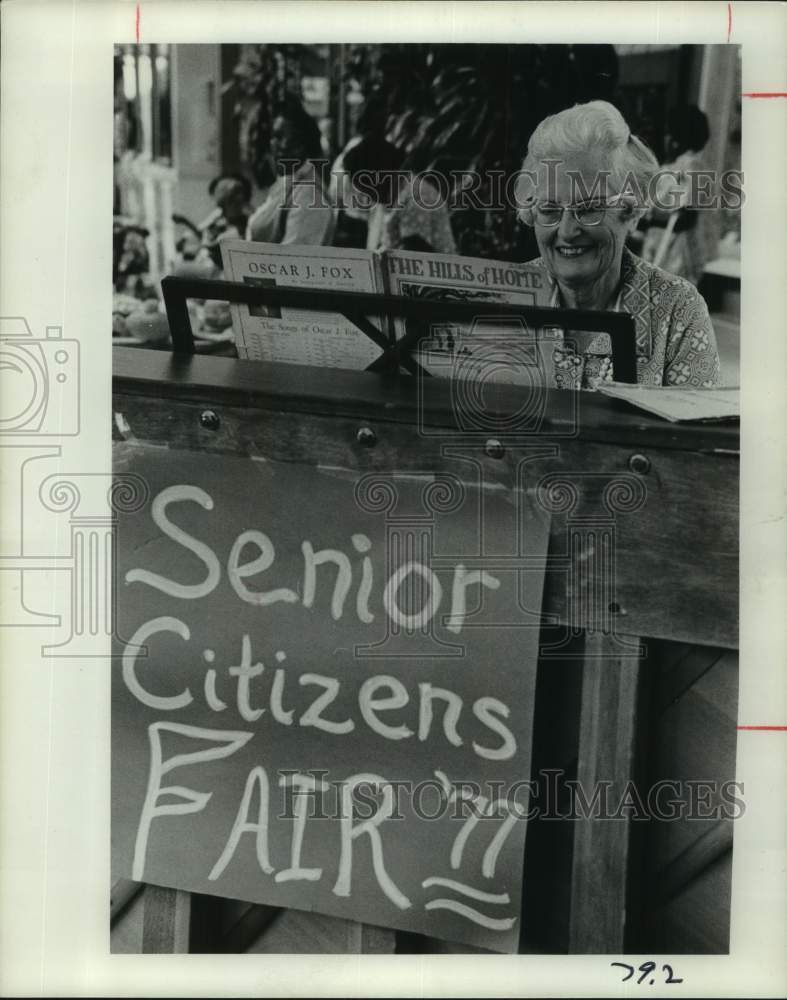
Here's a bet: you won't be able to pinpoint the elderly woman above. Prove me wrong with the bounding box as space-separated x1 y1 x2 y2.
517 100 720 389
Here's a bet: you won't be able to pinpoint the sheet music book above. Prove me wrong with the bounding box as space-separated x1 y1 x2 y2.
598 384 740 422
220 240 556 384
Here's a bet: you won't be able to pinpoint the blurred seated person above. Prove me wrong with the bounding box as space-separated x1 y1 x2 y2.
341 136 457 254
641 105 711 286
166 175 252 348
247 97 335 246
330 132 368 247
329 95 389 248
517 100 720 389
111 223 170 348
200 173 254 263
113 220 151 292
172 172 254 276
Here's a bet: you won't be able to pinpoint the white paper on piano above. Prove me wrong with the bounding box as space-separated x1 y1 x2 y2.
220 241 385 370
597 384 740 422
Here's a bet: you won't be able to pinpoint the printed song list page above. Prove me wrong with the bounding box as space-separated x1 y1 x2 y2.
221 241 385 370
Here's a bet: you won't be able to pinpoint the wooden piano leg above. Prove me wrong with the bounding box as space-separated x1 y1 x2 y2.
348 921 397 953
569 632 644 953
141 886 192 953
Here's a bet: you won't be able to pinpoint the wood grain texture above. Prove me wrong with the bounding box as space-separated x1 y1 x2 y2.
112 391 738 648
569 632 643 953
653 643 727 711
141 885 191 953
623 642 738 953
113 347 740 452
110 884 146 953
647 852 733 954
221 904 281 953
110 878 143 925
244 910 367 954
657 820 734 905
648 653 739 872
351 922 397 954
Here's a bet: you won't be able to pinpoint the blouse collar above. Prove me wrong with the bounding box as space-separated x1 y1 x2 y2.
543 248 654 359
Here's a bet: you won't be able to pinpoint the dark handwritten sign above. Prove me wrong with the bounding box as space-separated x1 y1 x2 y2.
112 443 550 952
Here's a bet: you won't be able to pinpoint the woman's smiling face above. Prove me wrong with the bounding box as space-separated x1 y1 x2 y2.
533 152 636 298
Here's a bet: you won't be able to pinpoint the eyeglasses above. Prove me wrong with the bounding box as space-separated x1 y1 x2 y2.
532 197 624 228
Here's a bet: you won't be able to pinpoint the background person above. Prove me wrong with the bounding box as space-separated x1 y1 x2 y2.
341 135 457 254
641 105 712 286
516 100 720 390
247 97 336 246
199 173 255 267
329 95 389 248
173 172 255 274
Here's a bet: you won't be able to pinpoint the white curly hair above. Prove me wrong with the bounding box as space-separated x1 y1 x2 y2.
515 100 659 223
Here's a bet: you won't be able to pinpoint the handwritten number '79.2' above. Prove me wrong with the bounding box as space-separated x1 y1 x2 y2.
611 962 683 984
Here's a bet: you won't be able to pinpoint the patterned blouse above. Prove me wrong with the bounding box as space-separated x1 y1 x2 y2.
529 248 721 390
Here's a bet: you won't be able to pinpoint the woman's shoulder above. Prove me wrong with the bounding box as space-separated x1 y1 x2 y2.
623 251 716 371
624 248 694 292
625 249 708 313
